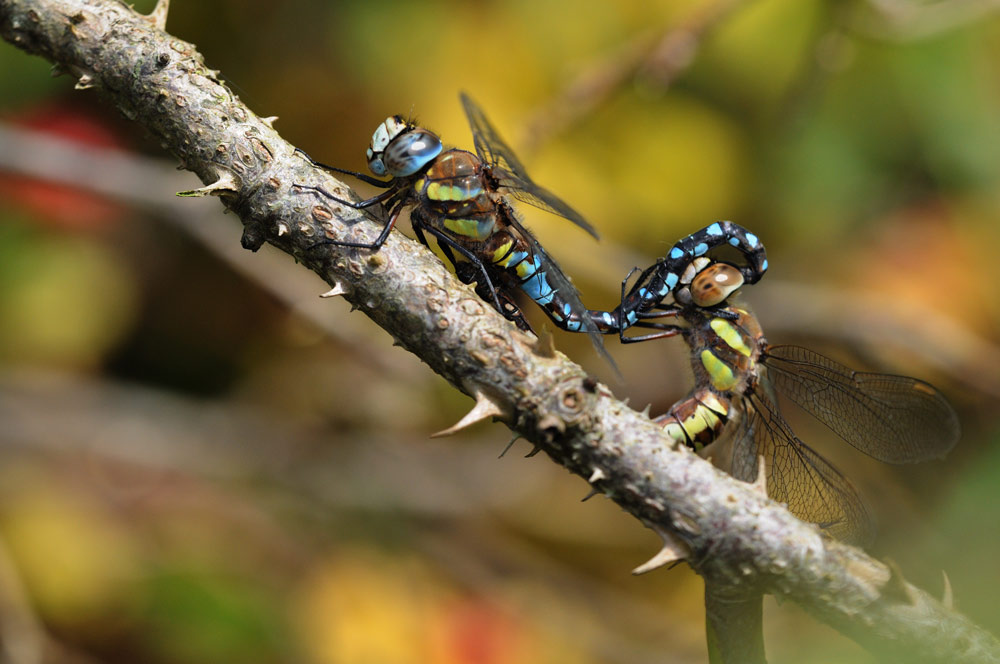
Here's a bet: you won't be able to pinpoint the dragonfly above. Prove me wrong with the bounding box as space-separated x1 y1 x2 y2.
294 93 618 365
619 228 959 544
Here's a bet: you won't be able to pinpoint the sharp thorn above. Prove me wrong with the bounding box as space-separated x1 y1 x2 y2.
640 403 652 417
276 222 289 237
74 73 96 90
177 173 239 197
883 558 921 606
581 488 601 502
632 526 690 575
751 455 768 496
525 444 543 458
431 390 506 438
149 0 170 30
532 326 557 358
260 116 279 128
319 283 348 298
941 570 954 610
588 467 606 484
499 434 521 459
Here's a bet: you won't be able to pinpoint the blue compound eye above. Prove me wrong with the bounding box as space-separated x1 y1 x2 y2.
366 148 387 176
381 128 443 177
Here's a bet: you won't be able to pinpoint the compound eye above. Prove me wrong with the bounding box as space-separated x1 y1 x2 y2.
382 128 443 177
691 263 744 307
367 154 387 177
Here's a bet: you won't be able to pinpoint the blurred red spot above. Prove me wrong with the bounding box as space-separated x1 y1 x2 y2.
1 104 127 230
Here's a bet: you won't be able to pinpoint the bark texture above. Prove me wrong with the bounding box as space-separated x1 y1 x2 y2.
0 1 997 661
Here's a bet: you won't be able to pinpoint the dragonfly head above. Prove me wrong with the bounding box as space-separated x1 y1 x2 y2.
679 261 745 307
366 115 443 178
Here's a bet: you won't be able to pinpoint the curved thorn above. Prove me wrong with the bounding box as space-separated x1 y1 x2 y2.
177 173 239 197
884 558 921 606
632 526 690 575
319 283 348 298
74 73 96 90
588 467 606 484
260 116 279 128
942 570 954 610
533 326 557 358
751 455 768 496
149 0 170 30
431 390 505 438
499 434 521 459
640 403 652 417
581 488 601 502
525 444 543 458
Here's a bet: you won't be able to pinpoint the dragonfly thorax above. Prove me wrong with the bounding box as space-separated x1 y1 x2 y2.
367 116 443 177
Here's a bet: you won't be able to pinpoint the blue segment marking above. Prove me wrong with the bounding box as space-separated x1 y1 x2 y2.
665 273 678 289
728 237 740 247
522 271 556 306
746 232 758 247
706 222 723 236
670 247 685 260
694 242 708 256
761 259 768 272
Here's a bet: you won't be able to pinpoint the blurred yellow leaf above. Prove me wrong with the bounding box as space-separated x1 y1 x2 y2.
0 475 139 625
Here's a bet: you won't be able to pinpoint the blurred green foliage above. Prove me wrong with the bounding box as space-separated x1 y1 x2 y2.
1 1 999 662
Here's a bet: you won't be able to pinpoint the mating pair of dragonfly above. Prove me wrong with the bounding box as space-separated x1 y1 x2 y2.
295 94 959 546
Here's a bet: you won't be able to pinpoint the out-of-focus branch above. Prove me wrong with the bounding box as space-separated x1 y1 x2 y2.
0 123 428 379
0 1 998 661
519 0 751 153
857 0 1000 41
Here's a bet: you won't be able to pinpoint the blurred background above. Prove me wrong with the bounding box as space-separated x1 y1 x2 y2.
1 0 999 662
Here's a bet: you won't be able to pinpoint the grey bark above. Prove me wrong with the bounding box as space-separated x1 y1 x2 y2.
0 0 997 662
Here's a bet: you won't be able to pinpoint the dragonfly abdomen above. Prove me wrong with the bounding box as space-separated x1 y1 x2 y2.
653 391 732 451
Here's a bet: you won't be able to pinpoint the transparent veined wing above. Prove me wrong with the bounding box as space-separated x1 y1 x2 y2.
496 203 619 376
762 345 960 464
730 388 874 546
459 92 599 239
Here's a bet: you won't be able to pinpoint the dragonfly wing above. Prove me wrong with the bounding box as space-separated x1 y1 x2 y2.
731 390 875 546
763 345 960 464
460 92 531 177
460 92 599 239
502 178 599 239
501 209 618 376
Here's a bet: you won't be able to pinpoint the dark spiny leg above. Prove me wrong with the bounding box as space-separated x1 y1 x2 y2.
619 324 683 344
293 183 399 210
295 148 393 188
309 198 405 251
419 226 507 317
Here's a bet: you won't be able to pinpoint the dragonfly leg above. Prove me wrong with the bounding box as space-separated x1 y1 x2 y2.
308 198 405 251
293 183 397 210
418 224 507 317
295 148 392 188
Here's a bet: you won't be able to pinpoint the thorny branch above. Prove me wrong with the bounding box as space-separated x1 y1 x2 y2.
0 0 998 662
